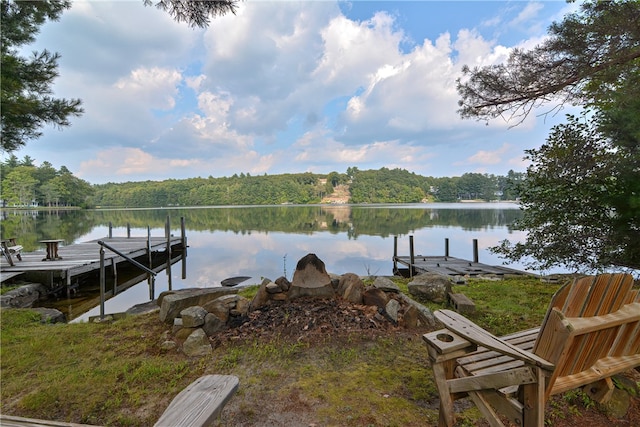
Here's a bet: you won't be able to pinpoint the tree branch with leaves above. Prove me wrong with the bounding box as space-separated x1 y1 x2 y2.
457 1 640 125
143 0 240 28
457 0 640 271
0 0 83 152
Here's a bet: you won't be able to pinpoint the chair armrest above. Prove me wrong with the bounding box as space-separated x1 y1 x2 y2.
435 310 555 370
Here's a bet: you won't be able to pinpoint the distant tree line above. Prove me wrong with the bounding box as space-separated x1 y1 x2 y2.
0 154 93 207
0 156 524 208
89 167 524 208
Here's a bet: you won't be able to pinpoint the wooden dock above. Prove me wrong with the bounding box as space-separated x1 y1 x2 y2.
0 236 185 288
393 255 528 277
393 235 531 278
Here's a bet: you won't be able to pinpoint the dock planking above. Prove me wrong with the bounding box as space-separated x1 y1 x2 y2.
392 235 531 278
0 236 184 284
393 255 528 277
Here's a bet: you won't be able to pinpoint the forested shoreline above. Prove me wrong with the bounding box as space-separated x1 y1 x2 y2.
1 156 524 208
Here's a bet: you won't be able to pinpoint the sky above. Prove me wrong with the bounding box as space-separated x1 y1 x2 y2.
9 0 579 184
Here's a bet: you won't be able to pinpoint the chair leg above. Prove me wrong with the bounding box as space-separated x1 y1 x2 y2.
522 367 545 427
432 361 456 427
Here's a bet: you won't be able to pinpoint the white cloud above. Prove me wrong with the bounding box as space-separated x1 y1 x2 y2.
510 2 544 27
17 0 573 183
466 143 512 166
114 67 182 110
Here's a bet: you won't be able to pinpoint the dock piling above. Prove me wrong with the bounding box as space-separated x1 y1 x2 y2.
409 235 415 278
100 246 105 320
181 217 187 280
473 239 479 263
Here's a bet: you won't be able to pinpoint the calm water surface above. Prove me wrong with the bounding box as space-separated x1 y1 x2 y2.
1 203 551 321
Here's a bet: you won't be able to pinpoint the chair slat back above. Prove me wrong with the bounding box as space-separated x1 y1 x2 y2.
532 273 637 397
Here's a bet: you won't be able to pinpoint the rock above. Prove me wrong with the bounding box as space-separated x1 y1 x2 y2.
180 306 207 328
126 300 159 316
0 283 48 308
234 297 250 316
249 281 271 311
160 340 177 351
407 273 451 303
159 287 237 324
605 388 630 418
372 277 400 293
209 294 249 316
401 304 420 328
337 273 359 294
271 293 288 301
275 276 291 292
203 312 227 336
202 300 227 323
362 287 389 309
338 273 364 304
172 317 183 334
175 327 198 341
288 254 335 299
397 293 436 327
329 273 341 291
182 328 212 357
384 299 400 324
613 374 639 397
265 282 281 294
32 307 66 324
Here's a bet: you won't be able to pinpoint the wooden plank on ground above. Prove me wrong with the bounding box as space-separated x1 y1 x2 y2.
0 414 99 427
154 375 239 427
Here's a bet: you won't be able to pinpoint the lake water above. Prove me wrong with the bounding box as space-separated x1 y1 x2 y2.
1 203 552 321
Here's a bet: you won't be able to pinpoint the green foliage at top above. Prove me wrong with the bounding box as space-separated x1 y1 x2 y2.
0 155 93 207
458 0 640 271
1 0 83 152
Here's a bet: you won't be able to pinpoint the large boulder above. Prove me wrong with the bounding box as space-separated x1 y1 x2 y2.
159 288 237 324
287 254 335 300
0 283 49 308
407 273 451 303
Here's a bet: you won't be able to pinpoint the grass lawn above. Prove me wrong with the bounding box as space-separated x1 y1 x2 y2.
0 276 576 426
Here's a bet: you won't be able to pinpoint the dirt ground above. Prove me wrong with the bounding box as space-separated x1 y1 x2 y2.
212 297 640 427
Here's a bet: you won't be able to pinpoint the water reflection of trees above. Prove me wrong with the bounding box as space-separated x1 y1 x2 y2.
0 209 95 251
1 206 522 246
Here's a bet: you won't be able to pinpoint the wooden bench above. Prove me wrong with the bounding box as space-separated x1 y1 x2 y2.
154 374 239 427
424 273 640 427
0 374 239 427
1 238 23 266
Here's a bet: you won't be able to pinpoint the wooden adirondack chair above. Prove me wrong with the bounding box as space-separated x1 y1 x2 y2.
424 273 640 427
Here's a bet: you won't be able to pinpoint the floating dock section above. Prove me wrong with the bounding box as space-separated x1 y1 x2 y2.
0 217 187 297
392 235 530 277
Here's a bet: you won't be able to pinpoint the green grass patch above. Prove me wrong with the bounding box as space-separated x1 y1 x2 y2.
0 276 571 426
450 276 563 335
